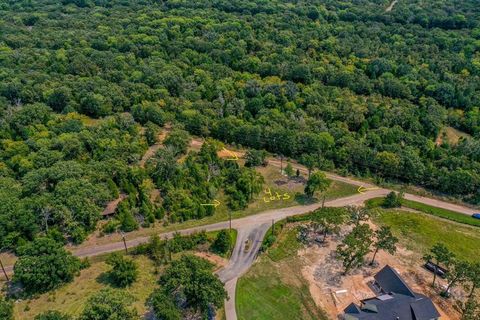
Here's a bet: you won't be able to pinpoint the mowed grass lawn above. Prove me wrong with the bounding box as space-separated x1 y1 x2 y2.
236 226 328 320
374 209 480 262
13 255 157 319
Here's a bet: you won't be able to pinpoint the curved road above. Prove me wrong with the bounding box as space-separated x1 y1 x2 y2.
2 169 478 319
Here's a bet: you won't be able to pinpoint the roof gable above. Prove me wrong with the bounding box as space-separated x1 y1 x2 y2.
374 265 416 297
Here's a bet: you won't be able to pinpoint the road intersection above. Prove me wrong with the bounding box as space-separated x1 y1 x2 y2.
2 168 477 320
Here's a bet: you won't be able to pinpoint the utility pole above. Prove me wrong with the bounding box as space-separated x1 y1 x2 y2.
0 256 9 282
120 231 128 254
229 212 232 232
271 219 275 236
280 155 284 174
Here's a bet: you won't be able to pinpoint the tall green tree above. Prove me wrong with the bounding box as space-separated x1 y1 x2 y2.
347 206 370 226
13 237 81 295
160 255 227 316
211 230 232 255
304 171 331 198
459 296 480 320
467 262 480 298
163 129 190 157
312 208 347 242
423 243 454 288
300 154 316 178
443 259 471 297
336 224 373 275
370 226 398 265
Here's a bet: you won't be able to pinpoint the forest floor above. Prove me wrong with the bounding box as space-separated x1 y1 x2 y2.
237 207 480 319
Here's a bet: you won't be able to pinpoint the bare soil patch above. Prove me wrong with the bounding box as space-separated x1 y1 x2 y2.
298 226 460 319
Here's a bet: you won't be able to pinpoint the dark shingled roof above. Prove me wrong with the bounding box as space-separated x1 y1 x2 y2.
374 265 416 297
343 265 440 320
411 295 442 320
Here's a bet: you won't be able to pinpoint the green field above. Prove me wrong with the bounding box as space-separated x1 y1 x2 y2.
236 226 328 320
366 197 480 228
374 210 480 262
401 199 480 227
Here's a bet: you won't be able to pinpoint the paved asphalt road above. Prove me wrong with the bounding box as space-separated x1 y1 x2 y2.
2 166 478 320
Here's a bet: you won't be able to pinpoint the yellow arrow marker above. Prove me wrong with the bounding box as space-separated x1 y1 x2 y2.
223 147 239 161
201 199 221 208
357 185 380 194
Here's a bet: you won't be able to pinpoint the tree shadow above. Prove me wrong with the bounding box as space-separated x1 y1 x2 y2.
294 193 317 205
95 272 120 288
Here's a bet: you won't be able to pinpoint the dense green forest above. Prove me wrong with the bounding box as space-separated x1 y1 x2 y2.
1 0 480 248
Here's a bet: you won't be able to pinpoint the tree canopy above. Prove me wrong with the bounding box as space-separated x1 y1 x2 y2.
13 237 82 295
1 0 480 249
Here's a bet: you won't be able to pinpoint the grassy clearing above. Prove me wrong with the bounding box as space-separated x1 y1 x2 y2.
366 197 480 228
401 199 480 227
13 255 157 319
436 126 471 145
236 226 328 320
373 209 480 262
8 229 236 319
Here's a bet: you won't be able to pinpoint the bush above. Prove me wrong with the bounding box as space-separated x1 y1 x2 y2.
34 310 72 320
105 253 138 287
102 219 119 234
244 149 268 167
148 289 181 320
145 121 160 146
383 191 403 208
211 230 232 255
0 297 13 320
261 234 277 252
79 289 138 320
168 231 208 253
163 128 190 156
117 201 138 232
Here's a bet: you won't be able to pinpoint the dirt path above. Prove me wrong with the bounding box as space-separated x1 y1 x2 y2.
139 123 171 167
386 0 398 12
97 124 171 220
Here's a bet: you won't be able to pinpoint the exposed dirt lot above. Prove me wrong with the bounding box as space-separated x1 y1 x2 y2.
298 227 460 319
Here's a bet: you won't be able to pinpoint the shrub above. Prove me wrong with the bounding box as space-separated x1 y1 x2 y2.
148 289 181 320
105 253 138 287
79 289 138 320
0 297 13 320
244 149 268 167
102 219 119 234
383 191 403 208
34 310 72 320
211 230 232 255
